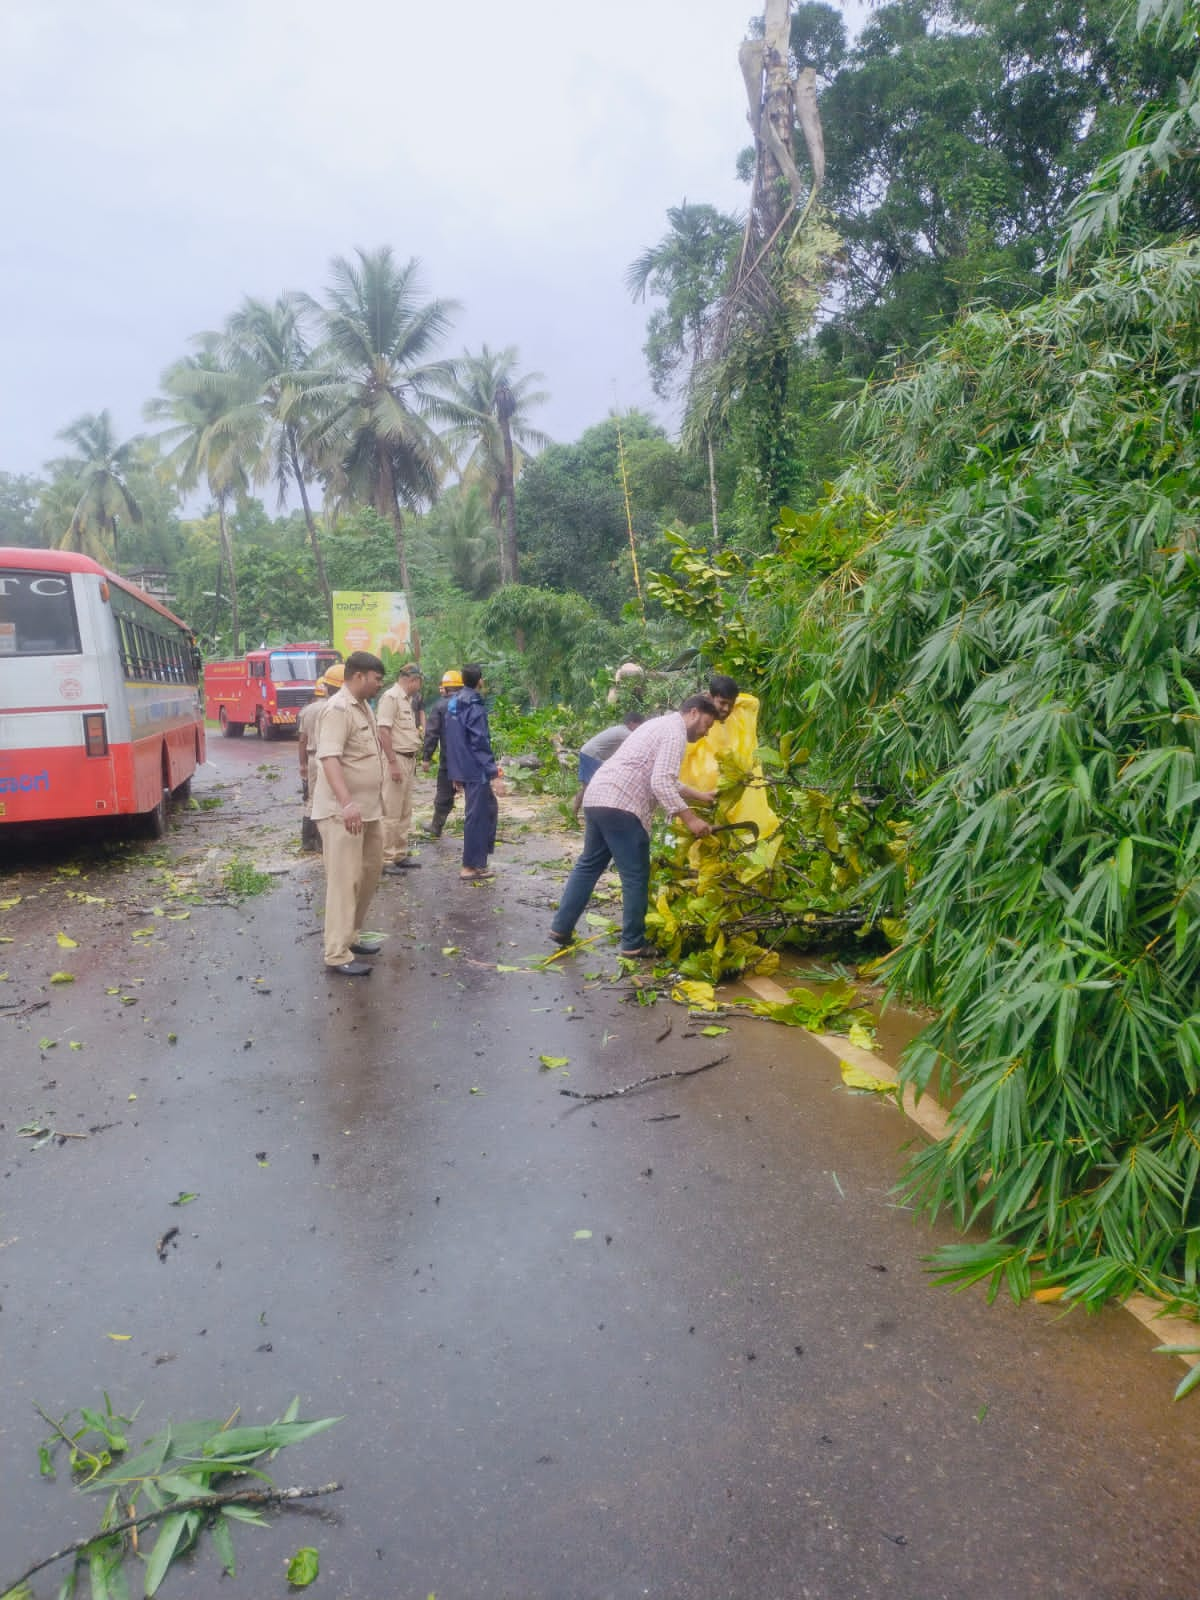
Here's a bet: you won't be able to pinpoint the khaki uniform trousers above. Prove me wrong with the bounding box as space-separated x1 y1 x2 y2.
318 816 383 966
381 753 417 863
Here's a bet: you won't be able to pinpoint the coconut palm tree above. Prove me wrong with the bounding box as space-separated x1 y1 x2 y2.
219 294 334 632
441 346 550 585
49 410 144 568
627 203 740 545
34 475 87 554
305 248 459 610
145 343 260 655
422 486 500 598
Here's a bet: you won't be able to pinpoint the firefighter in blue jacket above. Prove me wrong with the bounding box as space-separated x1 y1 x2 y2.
443 662 502 881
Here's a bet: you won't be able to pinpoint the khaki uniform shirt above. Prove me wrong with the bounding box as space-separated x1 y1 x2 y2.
376 682 422 756
298 697 326 791
311 687 385 821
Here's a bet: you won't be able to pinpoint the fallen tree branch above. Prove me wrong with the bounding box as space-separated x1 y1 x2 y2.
560 1054 730 1102
1 999 51 1020
3 1481 344 1594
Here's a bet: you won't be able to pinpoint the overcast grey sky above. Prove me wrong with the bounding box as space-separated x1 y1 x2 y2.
0 0 805 480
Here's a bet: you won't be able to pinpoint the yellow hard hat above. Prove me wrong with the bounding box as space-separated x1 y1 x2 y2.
441 669 464 689
313 681 327 698
322 663 345 689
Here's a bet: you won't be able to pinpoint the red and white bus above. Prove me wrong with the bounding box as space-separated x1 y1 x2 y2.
0 547 205 836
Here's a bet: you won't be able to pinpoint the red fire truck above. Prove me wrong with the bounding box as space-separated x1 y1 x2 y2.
203 643 341 739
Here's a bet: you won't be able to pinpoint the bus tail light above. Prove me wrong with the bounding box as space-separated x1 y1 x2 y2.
83 712 109 757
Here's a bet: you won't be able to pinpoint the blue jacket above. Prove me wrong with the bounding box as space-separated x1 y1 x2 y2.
443 688 498 783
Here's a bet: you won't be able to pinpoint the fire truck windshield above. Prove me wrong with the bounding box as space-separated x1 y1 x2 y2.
268 651 338 682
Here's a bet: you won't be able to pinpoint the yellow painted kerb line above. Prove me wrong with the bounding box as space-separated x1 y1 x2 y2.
742 972 1200 1377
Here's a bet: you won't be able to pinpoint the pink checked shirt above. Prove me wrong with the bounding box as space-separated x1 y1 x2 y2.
582 711 688 834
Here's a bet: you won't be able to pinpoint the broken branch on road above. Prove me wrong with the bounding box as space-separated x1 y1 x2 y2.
2 999 51 1019
560 1054 731 1102
3 1481 345 1597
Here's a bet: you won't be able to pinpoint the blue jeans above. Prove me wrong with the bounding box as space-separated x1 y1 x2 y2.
552 806 651 951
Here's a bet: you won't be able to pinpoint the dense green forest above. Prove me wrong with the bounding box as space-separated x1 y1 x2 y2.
4 0 1200 1320
6 0 1191 702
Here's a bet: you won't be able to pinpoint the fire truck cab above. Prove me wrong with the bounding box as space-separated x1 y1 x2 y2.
203 643 342 740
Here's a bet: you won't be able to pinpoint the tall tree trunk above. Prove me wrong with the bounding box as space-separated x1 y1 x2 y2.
288 427 332 636
111 515 121 574
761 0 801 234
500 424 519 586
488 487 506 585
705 432 720 551
378 455 420 659
495 381 520 586
217 492 240 656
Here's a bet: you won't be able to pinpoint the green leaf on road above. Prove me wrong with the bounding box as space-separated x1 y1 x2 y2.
144 1512 190 1596
539 1055 569 1071
211 1511 237 1576
287 1547 320 1587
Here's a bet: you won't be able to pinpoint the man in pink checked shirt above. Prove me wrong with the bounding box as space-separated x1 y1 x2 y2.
549 695 718 958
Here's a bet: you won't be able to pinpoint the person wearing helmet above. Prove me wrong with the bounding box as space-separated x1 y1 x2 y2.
297 662 345 851
443 662 502 881
420 667 464 839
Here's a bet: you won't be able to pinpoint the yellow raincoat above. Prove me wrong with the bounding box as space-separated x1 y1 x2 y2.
679 692 780 840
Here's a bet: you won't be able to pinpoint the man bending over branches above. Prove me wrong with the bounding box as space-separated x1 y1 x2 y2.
550 697 717 958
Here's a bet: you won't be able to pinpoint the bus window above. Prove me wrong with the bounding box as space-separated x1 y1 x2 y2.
0 571 81 655
136 624 154 680
116 616 133 674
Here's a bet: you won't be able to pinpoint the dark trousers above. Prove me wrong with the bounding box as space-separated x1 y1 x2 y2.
430 761 457 834
551 806 651 951
462 780 498 869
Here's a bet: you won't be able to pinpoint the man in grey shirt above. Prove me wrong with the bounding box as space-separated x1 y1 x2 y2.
572 713 644 816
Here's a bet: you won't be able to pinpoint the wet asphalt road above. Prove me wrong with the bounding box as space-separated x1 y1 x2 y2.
2 735 1200 1600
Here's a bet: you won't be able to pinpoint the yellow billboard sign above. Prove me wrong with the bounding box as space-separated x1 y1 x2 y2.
331 591 411 662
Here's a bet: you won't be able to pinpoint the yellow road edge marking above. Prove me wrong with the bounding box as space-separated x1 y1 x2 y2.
740 973 1200 1371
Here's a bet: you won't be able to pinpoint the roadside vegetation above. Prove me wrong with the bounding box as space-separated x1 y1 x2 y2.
4 0 1200 1333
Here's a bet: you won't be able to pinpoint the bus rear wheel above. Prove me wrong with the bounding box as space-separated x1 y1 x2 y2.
141 775 170 839
219 706 244 738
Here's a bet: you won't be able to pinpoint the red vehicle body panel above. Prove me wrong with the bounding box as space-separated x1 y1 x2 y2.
0 547 205 828
203 644 340 738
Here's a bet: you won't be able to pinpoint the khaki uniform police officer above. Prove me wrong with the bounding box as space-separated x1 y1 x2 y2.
378 662 423 872
297 662 345 851
311 651 386 976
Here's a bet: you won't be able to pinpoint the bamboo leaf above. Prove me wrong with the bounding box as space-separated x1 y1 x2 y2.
143 1513 189 1597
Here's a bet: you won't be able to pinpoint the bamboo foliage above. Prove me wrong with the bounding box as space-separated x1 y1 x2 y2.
805 243 1200 1309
